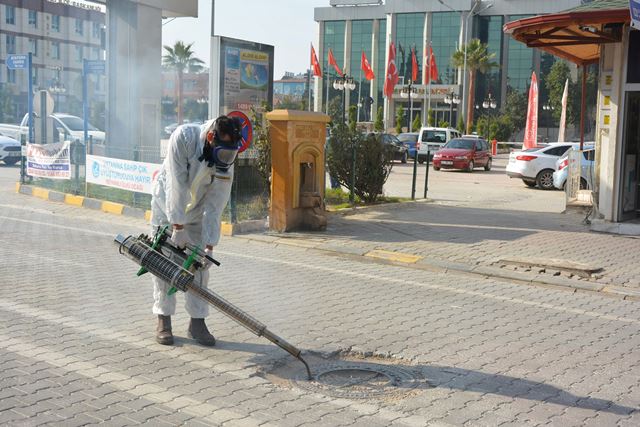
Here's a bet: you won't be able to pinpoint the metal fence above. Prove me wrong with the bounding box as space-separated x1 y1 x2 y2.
25 139 270 222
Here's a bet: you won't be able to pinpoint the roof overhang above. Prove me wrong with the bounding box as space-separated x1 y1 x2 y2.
90 0 198 18
504 8 630 65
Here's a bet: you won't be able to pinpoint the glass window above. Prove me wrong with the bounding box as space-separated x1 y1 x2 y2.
75 19 84 35
6 35 16 54
474 15 503 105
422 130 447 142
431 12 461 84
28 38 37 57
506 14 534 93
76 45 83 62
350 20 373 105
446 139 475 149
544 145 571 156
323 20 346 107
5 5 15 25
92 22 101 38
52 15 60 32
396 13 425 85
32 68 38 86
7 68 16 83
52 42 61 60
58 116 97 131
92 47 100 59
28 10 37 27
627 29 640 84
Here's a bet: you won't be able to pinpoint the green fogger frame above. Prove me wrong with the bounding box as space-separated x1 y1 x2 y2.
115 227 312 379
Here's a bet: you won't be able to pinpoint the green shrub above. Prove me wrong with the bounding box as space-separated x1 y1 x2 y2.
395 105 404 134
326 124 394 203
374 106 384 132
412 113 421 132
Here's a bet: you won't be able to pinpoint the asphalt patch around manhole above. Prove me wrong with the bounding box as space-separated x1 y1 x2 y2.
260 351 429 401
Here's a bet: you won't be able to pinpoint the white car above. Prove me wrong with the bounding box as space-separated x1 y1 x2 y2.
506 143 587 190
416 127 462 163
0 135 21 165
19 113 106 144
553 148 596 190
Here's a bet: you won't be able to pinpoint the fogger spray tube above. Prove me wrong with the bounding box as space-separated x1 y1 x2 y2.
114 234 312 379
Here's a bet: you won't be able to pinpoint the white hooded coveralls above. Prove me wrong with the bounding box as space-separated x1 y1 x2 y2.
150 121 233 317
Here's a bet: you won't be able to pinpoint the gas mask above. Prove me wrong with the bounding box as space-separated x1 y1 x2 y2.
198 118 242 174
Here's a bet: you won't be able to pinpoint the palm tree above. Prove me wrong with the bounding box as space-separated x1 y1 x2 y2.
162 41 205 124
452 39 499 134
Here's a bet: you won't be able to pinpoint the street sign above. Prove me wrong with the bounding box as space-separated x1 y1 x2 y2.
228 110 253 153
6 54 29 70
84 60 105 74
631 0 640 30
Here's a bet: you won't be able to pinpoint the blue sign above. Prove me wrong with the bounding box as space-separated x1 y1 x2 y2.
84 60 105 74
6 54 29 70
632 0 640 30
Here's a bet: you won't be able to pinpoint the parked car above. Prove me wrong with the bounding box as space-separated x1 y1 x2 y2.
15 113 105 144
506 143 592 190
0 134 21 165
432 137 492 172
416 127 462 163
397 132 419 159
553 148 596 190
367 133 409 163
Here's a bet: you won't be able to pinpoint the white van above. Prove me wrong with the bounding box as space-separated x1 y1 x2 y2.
416 127 462 163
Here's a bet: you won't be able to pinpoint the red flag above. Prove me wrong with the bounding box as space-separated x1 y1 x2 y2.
328 48 344 77
425 46 438 83
310 44 322 77
361 51 375 80
523 72 539 149
383 41 398 98
411 47 419 82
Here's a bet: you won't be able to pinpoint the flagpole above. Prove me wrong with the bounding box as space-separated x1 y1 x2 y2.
357 51 362 123
427 46 432 126
308 47 312 112
325 67 330 114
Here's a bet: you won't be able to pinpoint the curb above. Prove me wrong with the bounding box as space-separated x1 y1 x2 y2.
15 182 260 235
236 234 640 302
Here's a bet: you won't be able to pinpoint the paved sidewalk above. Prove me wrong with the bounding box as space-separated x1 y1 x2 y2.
242 201 640 297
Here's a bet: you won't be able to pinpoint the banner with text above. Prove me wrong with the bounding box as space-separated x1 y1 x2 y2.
26 142 71 179
86 155 161 194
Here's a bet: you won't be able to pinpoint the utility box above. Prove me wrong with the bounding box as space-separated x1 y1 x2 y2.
266 110 330 232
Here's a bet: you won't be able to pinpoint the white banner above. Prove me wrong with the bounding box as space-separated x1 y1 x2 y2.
86 155 161 194
26 142 71 179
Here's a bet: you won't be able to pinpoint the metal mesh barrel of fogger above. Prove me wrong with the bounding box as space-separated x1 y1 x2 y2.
114 234 192 292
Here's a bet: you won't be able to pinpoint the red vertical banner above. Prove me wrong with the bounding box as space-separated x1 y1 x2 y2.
523 72 539 150
310 44 322 77
411 47 419 83
383 41 398 98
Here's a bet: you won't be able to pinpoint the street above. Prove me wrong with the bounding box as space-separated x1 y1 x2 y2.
1 163 639 426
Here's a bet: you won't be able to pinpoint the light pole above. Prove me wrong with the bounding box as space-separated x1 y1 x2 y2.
443 91 460 126
333 75 356 124
480 93 497 140
400 83 419 132
542 103 555 142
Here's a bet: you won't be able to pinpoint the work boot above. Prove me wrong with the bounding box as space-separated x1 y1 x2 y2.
188 318 216 346
156 315 173 345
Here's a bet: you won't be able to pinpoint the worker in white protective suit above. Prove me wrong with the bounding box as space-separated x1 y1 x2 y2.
150 115 241 346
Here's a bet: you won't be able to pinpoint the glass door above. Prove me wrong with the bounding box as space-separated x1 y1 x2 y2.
619 92 640 221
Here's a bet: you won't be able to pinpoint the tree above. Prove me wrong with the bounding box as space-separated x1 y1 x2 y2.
395 105 404 134
503 90 528 134
456 116 465 134
249 102 273 192
162 41 204 125
545 61 573 124
328 96 343 125
348 105 357 132
412 113 421 132
374 106 384 132
452 39 499 133
427 108 435 126
438 120 450 128
0 85 17 123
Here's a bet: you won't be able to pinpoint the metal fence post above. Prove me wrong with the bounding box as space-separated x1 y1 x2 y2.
423 150 430 199
411 150 418 200
230 167 238 223
20 133 26 184
349 138 356 206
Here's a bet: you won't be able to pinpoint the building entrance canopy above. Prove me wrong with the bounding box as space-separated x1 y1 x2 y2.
503 0 631 65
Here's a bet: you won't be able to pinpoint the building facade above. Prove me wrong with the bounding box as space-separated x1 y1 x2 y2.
314 0 584 129
273 71 310 107
0 0 106 123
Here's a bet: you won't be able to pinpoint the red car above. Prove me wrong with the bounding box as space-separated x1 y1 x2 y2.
432 138 492 172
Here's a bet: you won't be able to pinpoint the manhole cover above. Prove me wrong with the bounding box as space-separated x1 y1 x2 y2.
291 361 426 399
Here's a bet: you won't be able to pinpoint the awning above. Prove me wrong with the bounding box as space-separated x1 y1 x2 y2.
503 0 631 65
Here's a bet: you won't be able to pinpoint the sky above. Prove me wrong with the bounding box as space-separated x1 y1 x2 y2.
162 0 329 79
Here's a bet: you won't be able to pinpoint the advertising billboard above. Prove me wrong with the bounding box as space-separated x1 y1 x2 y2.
210 36 274 118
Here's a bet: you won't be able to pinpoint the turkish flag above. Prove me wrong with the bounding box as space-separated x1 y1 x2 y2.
425 46 438 84
361 51 375 80
328 48 344 77
411 47 419 83
310 44 322 77
523 72 539 149
383 42 398 98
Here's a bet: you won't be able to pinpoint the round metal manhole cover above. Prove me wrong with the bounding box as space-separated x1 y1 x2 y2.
291 362 426 399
